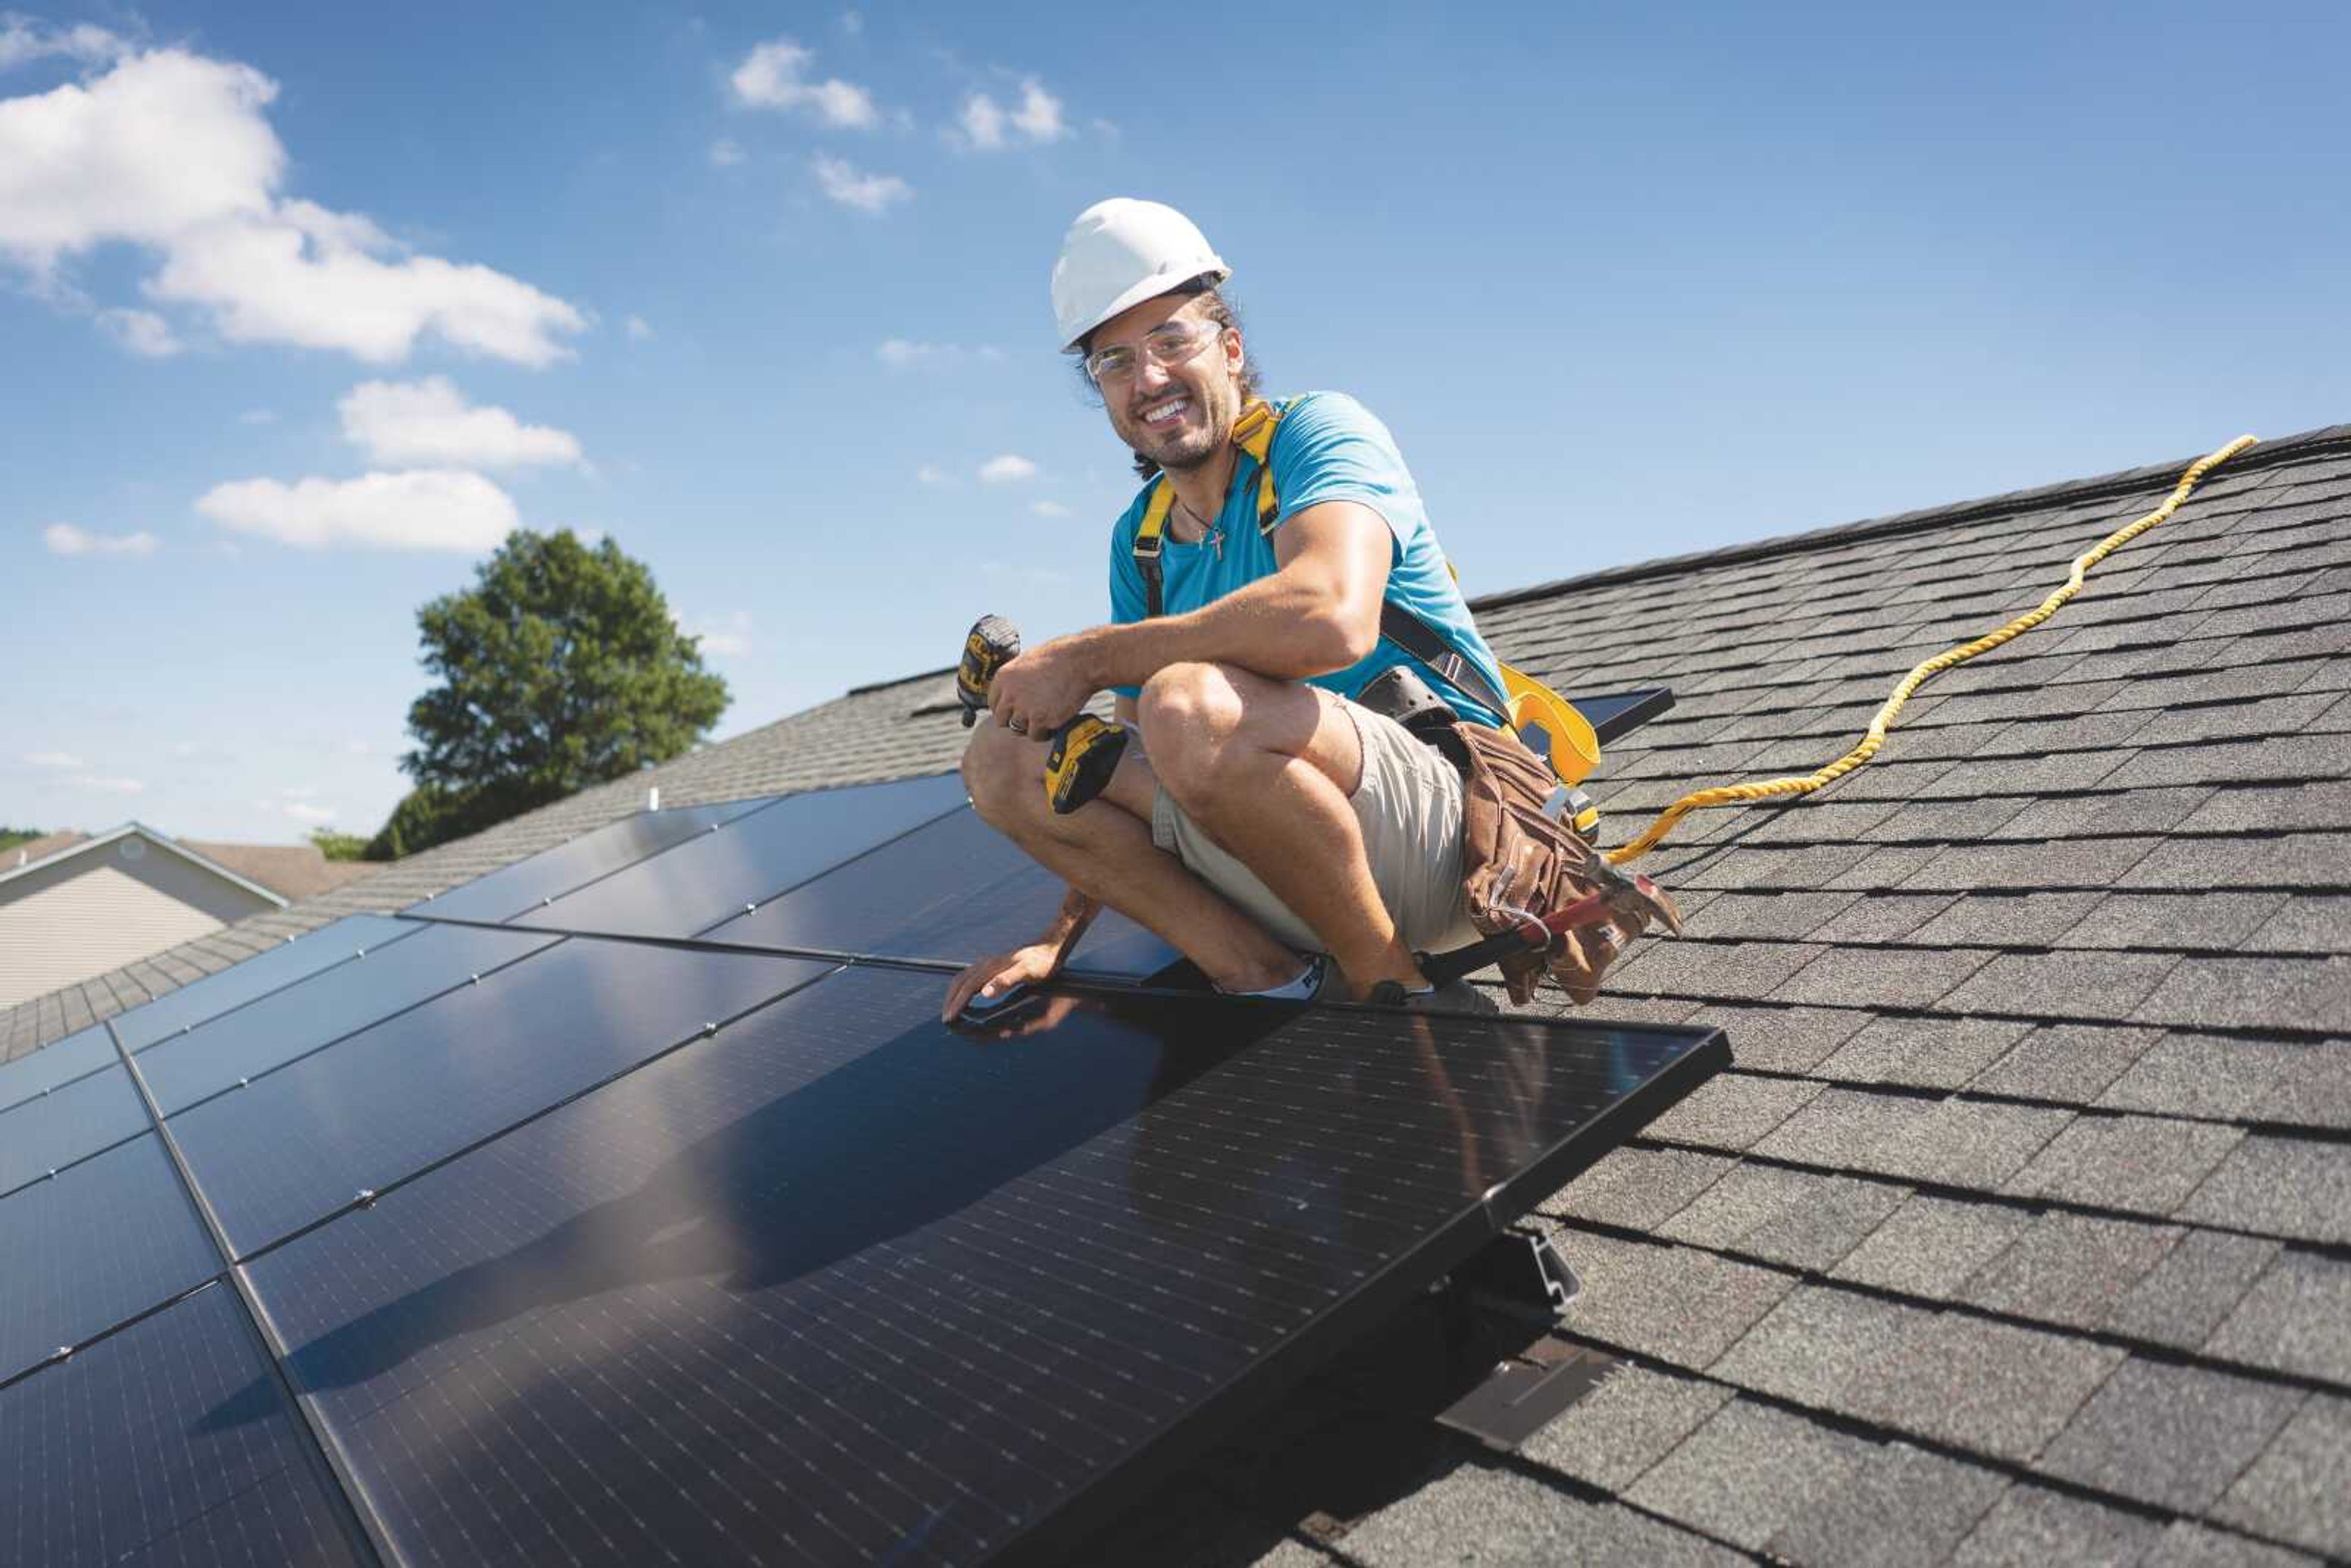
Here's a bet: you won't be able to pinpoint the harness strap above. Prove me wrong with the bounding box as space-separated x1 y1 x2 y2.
1133 399 1279 618
1129 396 1508 722
1378 599 1513 723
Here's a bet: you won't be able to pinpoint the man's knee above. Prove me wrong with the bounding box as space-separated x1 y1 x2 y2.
961 724 1044 829
1138 662 1246 800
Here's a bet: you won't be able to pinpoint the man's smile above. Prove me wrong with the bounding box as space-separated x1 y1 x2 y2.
1135 393 1194 429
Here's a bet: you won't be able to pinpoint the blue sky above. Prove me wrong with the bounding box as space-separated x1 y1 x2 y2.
6 2 2348 845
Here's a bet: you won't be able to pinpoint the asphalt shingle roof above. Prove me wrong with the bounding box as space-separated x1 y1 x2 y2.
9 422 2349 1564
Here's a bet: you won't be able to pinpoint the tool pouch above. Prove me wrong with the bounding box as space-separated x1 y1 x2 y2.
1438 722 1654 1006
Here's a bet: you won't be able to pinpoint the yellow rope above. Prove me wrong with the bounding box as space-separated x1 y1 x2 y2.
1605 433 2262 866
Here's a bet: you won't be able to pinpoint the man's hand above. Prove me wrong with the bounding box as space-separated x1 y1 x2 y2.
942 942 1064 1022
988 632 1099 737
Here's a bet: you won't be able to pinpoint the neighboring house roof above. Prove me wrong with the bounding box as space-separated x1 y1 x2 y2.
180 839 372 903
5 830 88 868
7 422 2349 1564
0 822 290 909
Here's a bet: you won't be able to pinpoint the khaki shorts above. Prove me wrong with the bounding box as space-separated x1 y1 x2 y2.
1147 695 1480 957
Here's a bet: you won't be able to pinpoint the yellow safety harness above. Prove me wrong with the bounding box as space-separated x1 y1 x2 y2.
1132 399 1605 795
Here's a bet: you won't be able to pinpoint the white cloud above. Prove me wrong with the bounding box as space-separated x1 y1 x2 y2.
915 463 954 487
838 12 863 36
43 522 158 557
708 137 744 166
729 39 876 128
624 314 653 340
812 155 909 214
1031 500 1071 519
959 78 1067 150
197 468 518 552
978 454 1037 484
0 48 587 365
343 738 373 756
70 775 143 794
236 407 276 424
0 15 129 70
284 801 337 823
679 610 754 659
876 338 1002 370
25 751 84 768
96 304 180 356
337 377 583 470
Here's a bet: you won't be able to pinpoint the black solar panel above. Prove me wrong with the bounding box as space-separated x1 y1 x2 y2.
1572 687 1673 743
110 915 419 1052
0 1063 148 1197
0 1021 117 1114
0 1133 219 1384
138 921 562 1116
516 772 969 940
171 940 836 1256
0 1283 364 1567
702 806 1179 976
4 769 1722 1567
404 797 776 923
245 964 1719 1566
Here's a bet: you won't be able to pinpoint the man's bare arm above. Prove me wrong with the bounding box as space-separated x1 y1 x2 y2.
1081 500 1392 688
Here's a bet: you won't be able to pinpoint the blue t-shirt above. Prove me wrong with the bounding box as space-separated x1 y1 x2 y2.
1107 391 1509 727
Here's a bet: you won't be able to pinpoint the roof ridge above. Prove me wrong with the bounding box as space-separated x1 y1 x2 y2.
1469 420 2351 613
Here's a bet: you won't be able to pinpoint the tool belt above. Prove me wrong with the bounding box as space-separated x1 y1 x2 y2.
1361 666 1658 1006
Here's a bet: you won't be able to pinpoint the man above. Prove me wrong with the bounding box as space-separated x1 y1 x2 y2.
945 198 1523 1021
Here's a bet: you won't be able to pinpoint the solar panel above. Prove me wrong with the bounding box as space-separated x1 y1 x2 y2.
1573 687 1674 743
0 1283 365 1567
515 772 970 940
701 806 1179 977
171 941 836 1256
404 797 776 923
0 1133 220 1384
0 1063 148 1198
138 921 562 1116
244 963 1722 1566
110 915 420 1052
0 1021 117 1114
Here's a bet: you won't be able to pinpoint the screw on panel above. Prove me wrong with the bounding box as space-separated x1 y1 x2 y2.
745 903 757 914
238 1077 250 1088
470 973 481 984
354 1189 378 1207
53 1345 71 1361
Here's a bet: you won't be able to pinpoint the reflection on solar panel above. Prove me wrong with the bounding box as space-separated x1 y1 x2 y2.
0 1133 217 1383
0 1283 365 1567
0 771 1720 1566
0 1021 117 1113
173 940 837 1256
248 966 1712 1566
140 921 562 1116
110 915 419 1051
0 1063 148 1196
403 795 774 923
704 806 1179 976
517 771 969 939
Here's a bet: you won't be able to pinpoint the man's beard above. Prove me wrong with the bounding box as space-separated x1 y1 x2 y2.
1128 392 1231 473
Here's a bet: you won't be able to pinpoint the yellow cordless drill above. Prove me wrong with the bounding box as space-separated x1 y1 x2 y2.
956 615 1127 815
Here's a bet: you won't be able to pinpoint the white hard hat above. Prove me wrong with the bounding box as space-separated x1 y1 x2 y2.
1051 198 1230 352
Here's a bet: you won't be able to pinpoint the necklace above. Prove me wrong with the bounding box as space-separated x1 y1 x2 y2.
1175 497 1224 560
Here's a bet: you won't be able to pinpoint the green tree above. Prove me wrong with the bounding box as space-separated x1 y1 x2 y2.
366 528 729 860
0 826 45 854
307 827 370 862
